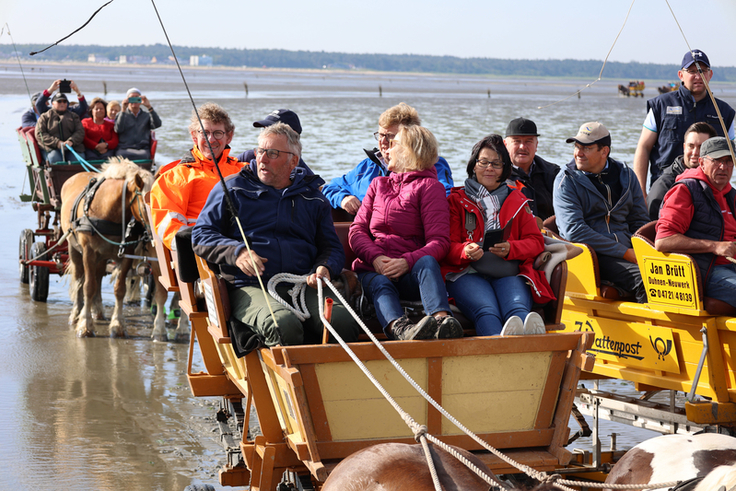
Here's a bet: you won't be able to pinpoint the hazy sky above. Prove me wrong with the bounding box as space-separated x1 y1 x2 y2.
3 0 736 67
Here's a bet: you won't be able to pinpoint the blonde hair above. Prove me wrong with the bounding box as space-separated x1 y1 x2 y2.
378 102 421 128
395 125 438 172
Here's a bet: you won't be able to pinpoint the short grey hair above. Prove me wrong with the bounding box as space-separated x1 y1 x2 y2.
258 122 302 157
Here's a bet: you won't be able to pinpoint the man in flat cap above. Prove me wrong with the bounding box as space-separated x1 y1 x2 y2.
504 117 560 220
633 49 735 198
553 122 649 302
655 137 736 308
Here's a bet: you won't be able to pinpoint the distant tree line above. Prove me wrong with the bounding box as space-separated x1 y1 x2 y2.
3 43 736 82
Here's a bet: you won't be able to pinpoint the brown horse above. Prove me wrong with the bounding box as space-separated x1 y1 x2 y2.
61 158 162 338
604 433 736 491
322 442 507 491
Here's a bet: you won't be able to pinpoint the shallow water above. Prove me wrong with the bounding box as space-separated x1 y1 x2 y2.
2 62 734 489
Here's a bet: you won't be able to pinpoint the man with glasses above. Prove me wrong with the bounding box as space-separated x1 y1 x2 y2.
150 102 243 250
35 92 85 163
633 50 735 197
193 122 360 347
115 87 162 160
235 108 313 175
553 122 649 302
655 137 736 309
322 102 453 216
504 117 560 220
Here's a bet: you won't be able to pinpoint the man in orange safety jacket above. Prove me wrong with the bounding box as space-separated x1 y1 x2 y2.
150 102 243 250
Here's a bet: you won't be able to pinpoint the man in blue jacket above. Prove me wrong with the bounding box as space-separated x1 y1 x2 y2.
554 122 650 302
633 49 735 197
192 122 360 348
321 102 453 216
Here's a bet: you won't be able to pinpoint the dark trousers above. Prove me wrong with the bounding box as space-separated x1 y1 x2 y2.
597 254 647 303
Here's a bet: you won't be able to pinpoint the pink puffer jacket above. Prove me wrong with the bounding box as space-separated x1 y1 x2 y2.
348 167 450 273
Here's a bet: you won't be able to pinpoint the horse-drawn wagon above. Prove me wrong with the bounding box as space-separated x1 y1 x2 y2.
17 126 155 303
147 204 599 489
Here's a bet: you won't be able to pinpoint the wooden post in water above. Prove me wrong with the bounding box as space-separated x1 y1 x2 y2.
487 89 491 98
378 85 382 97
102 81 107 96
244 82 249 98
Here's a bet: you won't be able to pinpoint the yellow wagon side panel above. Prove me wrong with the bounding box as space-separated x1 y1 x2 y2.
441 352 553 435
316 358 428 441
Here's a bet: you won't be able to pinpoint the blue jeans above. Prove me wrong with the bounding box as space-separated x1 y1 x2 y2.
447 273 532 336
47 148 80 163
706 263 736 308
359 255 451 337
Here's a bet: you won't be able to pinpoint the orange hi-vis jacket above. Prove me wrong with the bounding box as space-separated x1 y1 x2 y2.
150 146 244 249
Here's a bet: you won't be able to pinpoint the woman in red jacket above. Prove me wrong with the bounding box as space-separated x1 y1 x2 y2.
441 134 554 336
82 97 118 160
349 125 462 341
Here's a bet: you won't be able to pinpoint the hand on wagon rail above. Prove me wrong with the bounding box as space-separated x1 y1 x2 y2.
307 266 331 289
236 249 267 277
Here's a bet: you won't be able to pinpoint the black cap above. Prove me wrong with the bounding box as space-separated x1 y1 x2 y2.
52 92 68 102
254 109 302 135
505 118 539 137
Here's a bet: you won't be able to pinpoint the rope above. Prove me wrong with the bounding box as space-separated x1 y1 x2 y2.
64 144 101 173
267 273 311 322
537 0 636 109
29 1 114 56
22 229 72 264
313 277 681 491
3 24 32 103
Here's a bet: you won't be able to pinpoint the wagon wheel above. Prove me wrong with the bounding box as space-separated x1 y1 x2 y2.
30 242 50 302
19 229 34 284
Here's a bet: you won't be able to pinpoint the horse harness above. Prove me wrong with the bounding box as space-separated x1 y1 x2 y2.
69 176 150 257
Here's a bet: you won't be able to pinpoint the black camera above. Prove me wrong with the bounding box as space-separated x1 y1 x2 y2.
59 79 72 94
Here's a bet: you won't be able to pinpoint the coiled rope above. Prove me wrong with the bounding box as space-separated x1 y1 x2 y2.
266 274 683 491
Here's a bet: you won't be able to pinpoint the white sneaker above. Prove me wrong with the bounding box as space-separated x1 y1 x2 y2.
523 312 546 335
500 316 523 336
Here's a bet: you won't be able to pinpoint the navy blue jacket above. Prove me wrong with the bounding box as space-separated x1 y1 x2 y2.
646 84 735 174
509 155 560 220
192 164 344 288
553 158 649 258
21 108 39 128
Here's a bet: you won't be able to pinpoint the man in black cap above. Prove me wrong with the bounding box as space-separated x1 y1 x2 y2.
504 117 560 220
656 137 736 308
236 109 312 174
633 49 735 198
34 92 85 163
554 122 649 302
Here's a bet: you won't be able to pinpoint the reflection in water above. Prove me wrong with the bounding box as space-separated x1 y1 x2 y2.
1 64 734 489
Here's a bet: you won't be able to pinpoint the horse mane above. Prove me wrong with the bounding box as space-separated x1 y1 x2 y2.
100 156 154 191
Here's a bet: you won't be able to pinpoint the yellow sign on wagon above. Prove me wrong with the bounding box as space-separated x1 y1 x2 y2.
642 256 699 310
569 313 680 373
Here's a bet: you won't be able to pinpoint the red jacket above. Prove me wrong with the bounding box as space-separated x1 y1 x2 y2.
82 118 118 151
440 186 554 304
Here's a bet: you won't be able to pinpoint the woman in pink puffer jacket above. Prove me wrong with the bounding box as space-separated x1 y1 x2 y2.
349 125 461 341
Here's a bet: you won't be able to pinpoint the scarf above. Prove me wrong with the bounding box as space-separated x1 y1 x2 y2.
464 177 509 233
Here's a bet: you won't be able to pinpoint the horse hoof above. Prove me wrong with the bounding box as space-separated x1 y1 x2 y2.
77 330 95 338
110 330 127 339
152 333 169 343
173 332 191 344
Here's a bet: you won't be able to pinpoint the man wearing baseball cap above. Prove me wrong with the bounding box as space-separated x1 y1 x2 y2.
34 92 85 163
655 137 736 309
504 117 560 220
236 109 312 175
553 122 649 302
633 49 735 198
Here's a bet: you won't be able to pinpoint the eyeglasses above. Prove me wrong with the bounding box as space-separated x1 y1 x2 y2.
704 156 734 167
476 159 504 169
684 66 711 75
255 147 295 159
374 131 396 142
197 129 226 140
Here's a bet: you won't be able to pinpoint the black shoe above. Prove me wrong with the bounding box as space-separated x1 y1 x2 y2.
392 315 437 340
435 316 463 339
